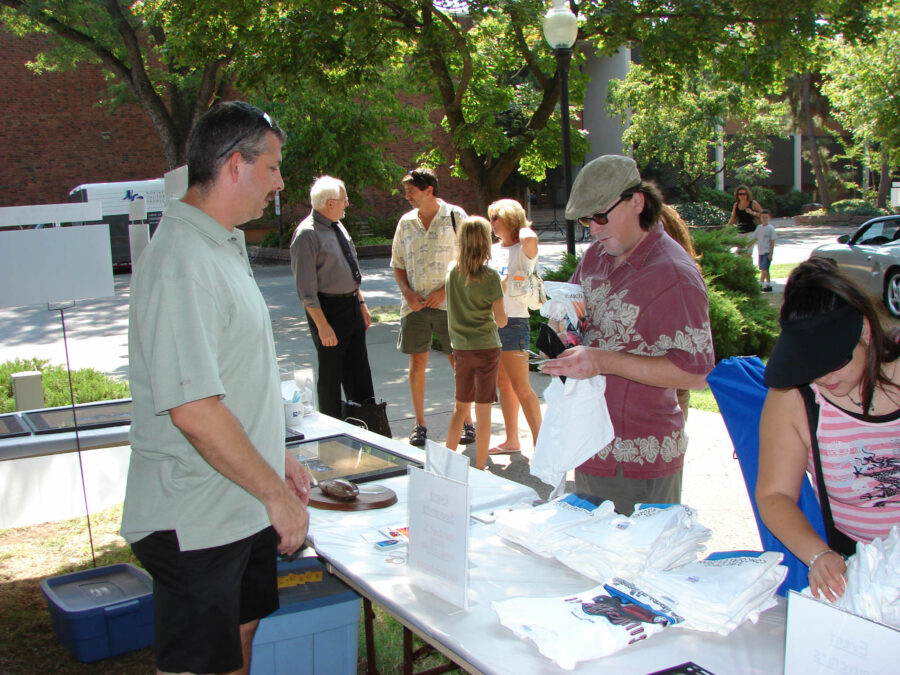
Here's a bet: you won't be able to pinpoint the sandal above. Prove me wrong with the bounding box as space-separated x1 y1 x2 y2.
408 424 427 447
488 446 521 455
459 422 476 445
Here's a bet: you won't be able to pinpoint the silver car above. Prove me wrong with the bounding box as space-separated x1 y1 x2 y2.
810 215 900 317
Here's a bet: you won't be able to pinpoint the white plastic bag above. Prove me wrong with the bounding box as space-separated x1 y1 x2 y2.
531 375 614 493
540 281 585 333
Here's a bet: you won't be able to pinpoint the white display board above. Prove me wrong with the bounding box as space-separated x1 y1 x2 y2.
0 201 102 228
784 591 900 675
407 465 470 609
0 225 114 308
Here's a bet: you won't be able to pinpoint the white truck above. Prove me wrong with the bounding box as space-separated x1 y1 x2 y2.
68 178 168 267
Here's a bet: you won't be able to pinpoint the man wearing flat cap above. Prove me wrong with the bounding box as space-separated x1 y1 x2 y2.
543 155 714 515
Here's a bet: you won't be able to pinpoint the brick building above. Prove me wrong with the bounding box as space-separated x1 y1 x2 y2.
0 31 479 235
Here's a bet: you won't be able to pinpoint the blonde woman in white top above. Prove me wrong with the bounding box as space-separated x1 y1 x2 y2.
487 199 543 453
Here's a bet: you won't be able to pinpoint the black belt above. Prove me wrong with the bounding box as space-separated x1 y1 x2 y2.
318 290 358 299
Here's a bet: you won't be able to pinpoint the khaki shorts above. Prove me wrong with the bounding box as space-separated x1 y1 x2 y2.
575 467 683 516
398 308 452 354
453 348 501 404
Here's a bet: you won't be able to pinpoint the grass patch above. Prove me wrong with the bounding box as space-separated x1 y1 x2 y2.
0 505 152 674
0 503 443 674
368 306 401 324
688 386 719 413
768 262 799 280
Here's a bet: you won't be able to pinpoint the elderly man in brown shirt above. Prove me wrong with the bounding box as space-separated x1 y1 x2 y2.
290 175 375 418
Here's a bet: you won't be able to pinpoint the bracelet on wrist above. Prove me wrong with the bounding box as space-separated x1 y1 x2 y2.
359 300 366 305
808 548 839 568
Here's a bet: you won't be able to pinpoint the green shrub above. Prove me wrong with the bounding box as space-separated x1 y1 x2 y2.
773 191 810 217
1 358 130 414
694 186 734 211
707 287 746 359
542 253 580 282
259 228 293 249
674 202 729 229
356 236 392 246
749 186 776 212
528 227 779 363
828 199 889 217
692 228 779 359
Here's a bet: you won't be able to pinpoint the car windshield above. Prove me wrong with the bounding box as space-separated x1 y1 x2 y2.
855 219 900 246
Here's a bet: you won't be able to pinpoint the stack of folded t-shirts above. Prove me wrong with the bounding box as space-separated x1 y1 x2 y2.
832 525 900 628
551 503 712 582
634 550 787 635
492 576 683 670
495 494 615 558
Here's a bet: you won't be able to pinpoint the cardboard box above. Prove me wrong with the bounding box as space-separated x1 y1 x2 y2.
251 557 361 675
40 563 153 663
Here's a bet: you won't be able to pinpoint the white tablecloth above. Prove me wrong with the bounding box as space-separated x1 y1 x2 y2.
293 414 786 674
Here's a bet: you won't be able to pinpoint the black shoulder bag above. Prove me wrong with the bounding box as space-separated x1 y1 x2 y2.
798 384 857 557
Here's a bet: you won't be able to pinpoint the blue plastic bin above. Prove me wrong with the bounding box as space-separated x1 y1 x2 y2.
40 563 153 662
251 557 361 675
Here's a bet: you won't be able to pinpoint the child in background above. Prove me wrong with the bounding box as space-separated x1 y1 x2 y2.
754 210 776 292
444 216 507 469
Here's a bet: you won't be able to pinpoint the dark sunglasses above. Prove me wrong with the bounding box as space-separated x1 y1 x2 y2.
577 196 626 228
216 110 274 159
737 191 749 197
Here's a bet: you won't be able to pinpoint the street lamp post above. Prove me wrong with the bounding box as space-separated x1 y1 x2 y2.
543 0 578 255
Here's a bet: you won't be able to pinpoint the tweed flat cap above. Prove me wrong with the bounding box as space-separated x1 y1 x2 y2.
565 155 642 220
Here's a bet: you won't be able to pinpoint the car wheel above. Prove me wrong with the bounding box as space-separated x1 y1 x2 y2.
885 270 900 318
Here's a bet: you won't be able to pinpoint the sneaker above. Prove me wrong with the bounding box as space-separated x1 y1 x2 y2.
460 422 476 445
763 285 773 293
408 424 427 447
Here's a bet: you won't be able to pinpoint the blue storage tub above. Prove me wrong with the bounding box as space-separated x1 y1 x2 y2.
40 563 153 663
251 556 361 675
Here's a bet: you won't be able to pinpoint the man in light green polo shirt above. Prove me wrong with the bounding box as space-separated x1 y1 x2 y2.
121 101 309 675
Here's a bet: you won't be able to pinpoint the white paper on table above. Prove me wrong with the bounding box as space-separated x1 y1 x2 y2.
784 590 900 675
407 465 470 609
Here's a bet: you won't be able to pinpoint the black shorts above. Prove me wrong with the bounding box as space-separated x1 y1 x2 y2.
131 526 279 674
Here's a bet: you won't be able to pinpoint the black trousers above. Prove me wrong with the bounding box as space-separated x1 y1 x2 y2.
306 294 375 419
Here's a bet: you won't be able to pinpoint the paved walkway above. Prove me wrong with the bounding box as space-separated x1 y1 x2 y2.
0 221 854 549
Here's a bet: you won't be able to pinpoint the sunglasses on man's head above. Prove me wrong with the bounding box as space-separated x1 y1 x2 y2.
216 109 274 159
577 196 626 228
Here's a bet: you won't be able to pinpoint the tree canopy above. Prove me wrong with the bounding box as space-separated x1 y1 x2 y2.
1 0 890 213
608 65 787 197
821 1 900 205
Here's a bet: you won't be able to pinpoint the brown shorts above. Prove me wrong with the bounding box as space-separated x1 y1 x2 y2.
453 348 501 404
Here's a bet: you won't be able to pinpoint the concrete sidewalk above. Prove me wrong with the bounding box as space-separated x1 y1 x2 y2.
1 221 851 548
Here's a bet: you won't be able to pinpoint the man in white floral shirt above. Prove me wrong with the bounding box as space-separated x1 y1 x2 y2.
391 168 473 446
542 156 714 514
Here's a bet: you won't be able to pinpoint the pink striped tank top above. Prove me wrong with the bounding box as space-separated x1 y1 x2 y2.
807 384 900 543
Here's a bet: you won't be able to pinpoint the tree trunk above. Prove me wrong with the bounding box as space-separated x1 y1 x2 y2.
877 160 891 209
801 72 831 209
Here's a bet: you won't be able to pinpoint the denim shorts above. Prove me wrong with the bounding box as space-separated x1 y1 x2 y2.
758 253 771 271
498 317 530 352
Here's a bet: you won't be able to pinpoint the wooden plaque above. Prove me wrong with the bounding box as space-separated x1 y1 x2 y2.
308 485 397 511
